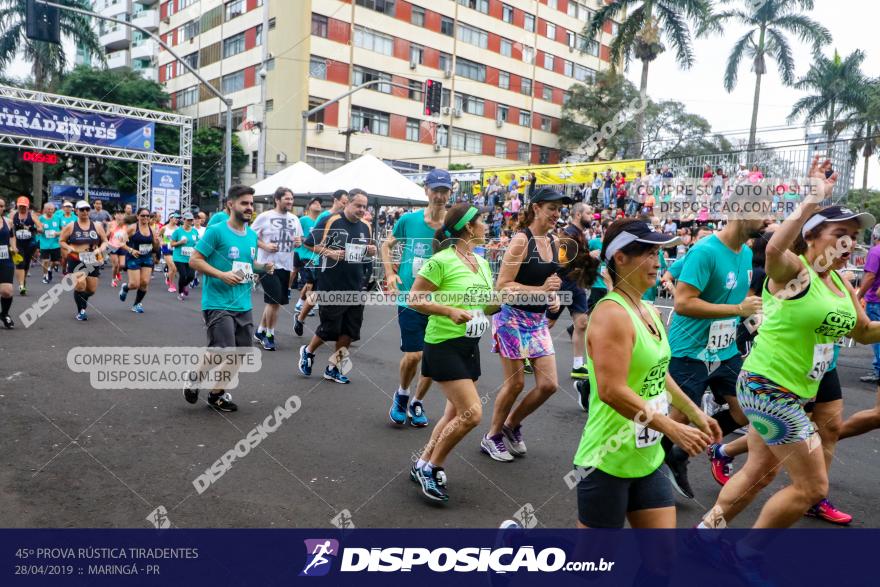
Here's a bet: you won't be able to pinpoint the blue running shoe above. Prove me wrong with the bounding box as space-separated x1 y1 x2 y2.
76 310 88 321
323 365 350 384
132 303 144 313
416 466 448 503
389 392 408 425
254 331 266 346
410 462 420 483
263 334 276 351
119 283 129 302
408 400 429 428
298 345 314 377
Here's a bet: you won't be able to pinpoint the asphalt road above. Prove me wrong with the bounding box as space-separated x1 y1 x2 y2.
1 273 879 529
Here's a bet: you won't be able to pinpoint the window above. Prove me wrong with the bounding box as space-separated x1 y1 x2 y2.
439 52 451 73
518 143 530 162
410 44 423 65
356 0 396 16
224 0 244 21
574 64 596 83
563 59 573 77
451 129 482 154
177 86 198 108
586 40 599 57
406 118 420 142
519 111 531 127
221 70 245 94
456 57 486 82
411 6 425 26
540 116 551 131
567 30 576 48
496 105 509 122
165 62 175 79
546 22 555 40
251 150 258 174
200 5 223 32
522 46 534 64
457 24 488 49
501 4 513 23
495 140 507 158
567 1 592 22
307 98 325 123
199 42 221 67
436 125 448 148
611 22 620 36
223 32 246 58
455 94 484 116
458 0 489 13
353 65 392 93
351 107 389 136
498 71 509 89
354 26 393 55
542 85 552 101
178 0 197 9
562 91 571 105
311 14 328 37
441 88 451 108
440 16 454 36
543 53 554 70
182 19 200 41
524 14 535 32
539 146 549 164
266 58 275 71
521 77 532 96
265 99 274 112
182 51 199 71
547 0 557 9
255 24 263 46
500 38 512 57
309 56 327 79
408 79 423 101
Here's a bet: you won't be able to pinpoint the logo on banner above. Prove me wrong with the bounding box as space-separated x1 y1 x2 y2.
300 539 339 577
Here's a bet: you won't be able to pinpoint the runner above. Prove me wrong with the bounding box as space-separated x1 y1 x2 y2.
294 190 348 336
120 207 160 313
161 213 180 293
299 190 373 384
406 203 497 502
106 210 129 287
192 211 208 288
251 187 302 351
11 196 43 296
208 199 233 227
696 158 880 538
59 201 108 321
55 201 76 272
482 187 595 462
170 212 200 301
0 198 17 328
88 199 112 232
291 196 322 320
574 218 720 528
185 185 273 412
382 169 451 428
37 203 61 284
662 211 765 499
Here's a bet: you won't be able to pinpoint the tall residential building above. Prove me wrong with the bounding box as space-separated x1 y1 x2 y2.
80 0 161 81
158 0 618 184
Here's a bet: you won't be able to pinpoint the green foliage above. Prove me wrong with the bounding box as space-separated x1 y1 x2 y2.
448 163 473 170
192 127 248 204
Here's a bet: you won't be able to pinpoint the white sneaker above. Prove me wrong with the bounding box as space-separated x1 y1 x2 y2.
480 434 514 462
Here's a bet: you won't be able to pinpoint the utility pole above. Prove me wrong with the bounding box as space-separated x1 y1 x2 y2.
37 0 234 199
256 0 270 180
446 0 460 167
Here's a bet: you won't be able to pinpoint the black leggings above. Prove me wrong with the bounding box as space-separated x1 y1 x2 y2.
175 261 194 291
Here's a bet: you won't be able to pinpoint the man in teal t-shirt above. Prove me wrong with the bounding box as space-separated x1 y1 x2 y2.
292 196 323 314
170 212 200 298
187 185 273 413
38 202 62 283
664 218 765 499
382 169 451 428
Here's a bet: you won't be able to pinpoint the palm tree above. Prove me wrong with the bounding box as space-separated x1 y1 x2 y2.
788 49 867 148
0 0 103 205
584 0 713 158
848 79 880 191
705 0 831 155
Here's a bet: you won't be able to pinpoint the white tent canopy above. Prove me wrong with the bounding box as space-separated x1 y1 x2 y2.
250 161 325 197
314 153 428 206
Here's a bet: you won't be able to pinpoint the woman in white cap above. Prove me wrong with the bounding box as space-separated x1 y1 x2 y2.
59 201 108 321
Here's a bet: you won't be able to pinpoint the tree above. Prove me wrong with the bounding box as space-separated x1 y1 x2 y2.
584 0 713 157
640 100 734 160
849 80 880 191
192 126 247 206
0 0 104 205
704 0 830 155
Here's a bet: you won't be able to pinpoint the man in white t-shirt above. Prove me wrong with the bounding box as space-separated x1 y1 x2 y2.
251 187 302 351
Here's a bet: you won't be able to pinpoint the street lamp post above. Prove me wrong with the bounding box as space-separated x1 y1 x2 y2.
36 0 234 198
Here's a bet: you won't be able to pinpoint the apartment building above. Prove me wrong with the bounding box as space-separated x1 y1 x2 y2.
77 0 161 82
158 0 618 184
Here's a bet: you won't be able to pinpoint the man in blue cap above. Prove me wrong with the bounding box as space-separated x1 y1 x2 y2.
381 169 452 428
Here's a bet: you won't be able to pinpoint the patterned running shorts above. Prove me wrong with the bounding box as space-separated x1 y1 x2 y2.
736 371 815 446
491 305 555 360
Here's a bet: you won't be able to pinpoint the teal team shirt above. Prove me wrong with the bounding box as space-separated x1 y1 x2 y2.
195 221 259 313
39 215 61 249
588 237 606 290
171 227 200 264
393 211 437 308
208 211 229 227
668 255 686 280
297 215 318 264
668 234 752 361
54 211 76 230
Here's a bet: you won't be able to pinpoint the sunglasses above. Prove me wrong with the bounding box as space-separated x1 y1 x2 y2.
79 207 91 211
138 214 150 218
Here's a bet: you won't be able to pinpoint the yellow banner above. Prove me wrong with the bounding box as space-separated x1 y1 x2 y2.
483 159 647 185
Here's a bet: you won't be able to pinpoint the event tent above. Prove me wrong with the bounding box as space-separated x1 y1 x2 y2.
314 153 428 206
250 161 325 197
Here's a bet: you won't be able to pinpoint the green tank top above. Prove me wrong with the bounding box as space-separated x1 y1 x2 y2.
744 256 856 398
574 292 671 478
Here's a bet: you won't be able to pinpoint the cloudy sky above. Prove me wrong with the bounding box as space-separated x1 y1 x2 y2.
626 0 879 189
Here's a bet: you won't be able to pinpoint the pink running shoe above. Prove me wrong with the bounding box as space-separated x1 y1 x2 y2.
168 285 177 293
805 499 852 525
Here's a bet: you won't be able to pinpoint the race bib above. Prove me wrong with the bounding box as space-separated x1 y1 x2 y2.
0 245 7 260
707 319 737 352
138 244 153 255
465 309 490 338
44 230 57 239
232 261 256 284
181 246 194 257
634 394 669 448
808 343 834 381
345 243 366 263
15 230 31 240
412 256 427 273
79 251 98 265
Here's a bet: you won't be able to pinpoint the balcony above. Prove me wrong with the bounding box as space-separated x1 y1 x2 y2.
132 9 159 31
98 0 130 18
100 26 131 51
131 39 157 61
106 50 130 70
133 64 157 82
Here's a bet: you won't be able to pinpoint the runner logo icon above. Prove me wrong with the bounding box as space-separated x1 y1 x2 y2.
300 539 339 577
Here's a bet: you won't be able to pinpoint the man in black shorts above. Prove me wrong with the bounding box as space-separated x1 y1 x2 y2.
299 190 375 384
251 187 302 351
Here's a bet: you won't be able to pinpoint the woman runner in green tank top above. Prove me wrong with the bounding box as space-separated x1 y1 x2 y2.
699 156 880 546
573 219 720 529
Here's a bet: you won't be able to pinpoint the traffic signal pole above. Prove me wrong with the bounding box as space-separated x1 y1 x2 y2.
35 0 234 199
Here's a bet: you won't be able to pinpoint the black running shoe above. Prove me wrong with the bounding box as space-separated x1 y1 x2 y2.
183 386 199 404
566 324 574 338
293 316 305 336
573 380 589 414
0 314 13 329
664 458 695 499
208 392 238 412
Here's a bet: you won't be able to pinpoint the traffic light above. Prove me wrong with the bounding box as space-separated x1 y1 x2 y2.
424 79 442 116
26 0 61 45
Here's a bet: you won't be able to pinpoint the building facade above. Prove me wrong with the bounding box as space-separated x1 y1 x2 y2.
157 0 618 185
78 0 161 82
